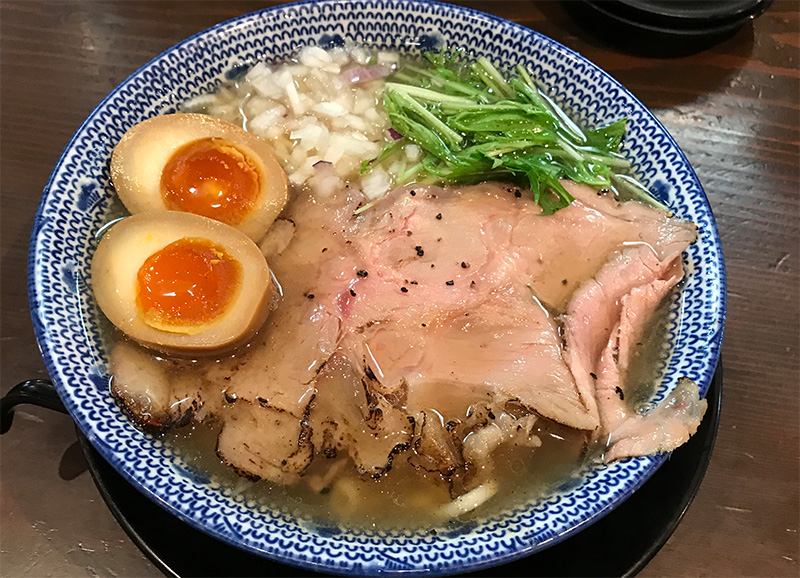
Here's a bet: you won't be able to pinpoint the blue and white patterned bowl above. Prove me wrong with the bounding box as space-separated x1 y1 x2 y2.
28 1 726 575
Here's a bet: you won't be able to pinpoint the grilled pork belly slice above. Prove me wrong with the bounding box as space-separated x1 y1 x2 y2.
208 297 333 481
209 193 354 481
109 340 204 431
308 353 414 478
216 399 313 484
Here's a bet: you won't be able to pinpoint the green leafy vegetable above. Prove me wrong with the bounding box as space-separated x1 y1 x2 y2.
364 50 640 214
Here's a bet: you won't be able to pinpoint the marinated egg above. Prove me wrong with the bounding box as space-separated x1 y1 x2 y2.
92 211 272 354
111 113 288 241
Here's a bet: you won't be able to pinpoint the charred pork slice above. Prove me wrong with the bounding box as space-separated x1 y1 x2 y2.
216 399 313 484
308 354 414 478
208 191 357 483
109 340 203 432
208 296 340 482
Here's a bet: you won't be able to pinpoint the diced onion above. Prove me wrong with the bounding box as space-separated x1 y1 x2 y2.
183 43 398 204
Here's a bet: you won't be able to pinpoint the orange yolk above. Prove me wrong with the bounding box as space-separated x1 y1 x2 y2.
161 138 261 225
136 237 242 332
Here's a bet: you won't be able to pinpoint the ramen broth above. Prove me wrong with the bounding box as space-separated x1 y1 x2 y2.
163 397 587 530
129 185 674 531
102 44 700 532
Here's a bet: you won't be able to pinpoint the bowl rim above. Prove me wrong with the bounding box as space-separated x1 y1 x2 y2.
27 0 727 575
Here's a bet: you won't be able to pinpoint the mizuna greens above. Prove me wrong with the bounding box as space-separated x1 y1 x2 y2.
362 51 641 214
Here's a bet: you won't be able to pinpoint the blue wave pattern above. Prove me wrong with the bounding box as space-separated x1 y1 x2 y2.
28 0 726 575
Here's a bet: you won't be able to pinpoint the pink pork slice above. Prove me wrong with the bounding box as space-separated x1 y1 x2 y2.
564 245 686 434
341 181 698 437
348 284 598 431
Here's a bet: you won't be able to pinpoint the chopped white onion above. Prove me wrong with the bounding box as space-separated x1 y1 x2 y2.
405 144 421 161
185 43 397 202
312 101 349 118
248 104 287 133
361 168 392 200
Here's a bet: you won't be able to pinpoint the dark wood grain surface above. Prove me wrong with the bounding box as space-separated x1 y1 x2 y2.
1 1 798 576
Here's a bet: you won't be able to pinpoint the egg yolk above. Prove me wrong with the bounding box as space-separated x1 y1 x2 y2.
161 138 261 225
136 237 242 333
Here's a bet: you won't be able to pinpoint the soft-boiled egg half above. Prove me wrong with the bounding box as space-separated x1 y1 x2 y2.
111 113 288 241
92 211 272 354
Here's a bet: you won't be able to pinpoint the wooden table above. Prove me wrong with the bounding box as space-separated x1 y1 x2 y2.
1 1 797 576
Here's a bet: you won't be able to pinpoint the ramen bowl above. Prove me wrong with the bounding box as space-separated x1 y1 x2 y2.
28 1 726 574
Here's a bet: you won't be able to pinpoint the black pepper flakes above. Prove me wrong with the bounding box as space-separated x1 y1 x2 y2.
415 246 424 256
349 289 356 297
409 280 418 285
461 261 469 268
357 269 369 277
615 386 625 400
421 323 427 327
407 230 413 236
436 213 442 220
306 293 315 300
590 372 597 379
410 190 416 196
445 280 454 286
514 189 522 198
562 279 568 285
401 286 409 293
470 280 476 287
321 247 328 253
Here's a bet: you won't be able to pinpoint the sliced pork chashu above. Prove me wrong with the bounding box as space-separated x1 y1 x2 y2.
108 180 705 487
343 285 597 431
512 180 698 310
308 353 414 477
210 192 354 482
563 233 706 459
109 339 206 431
342 184 602 431
343 181 703 464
